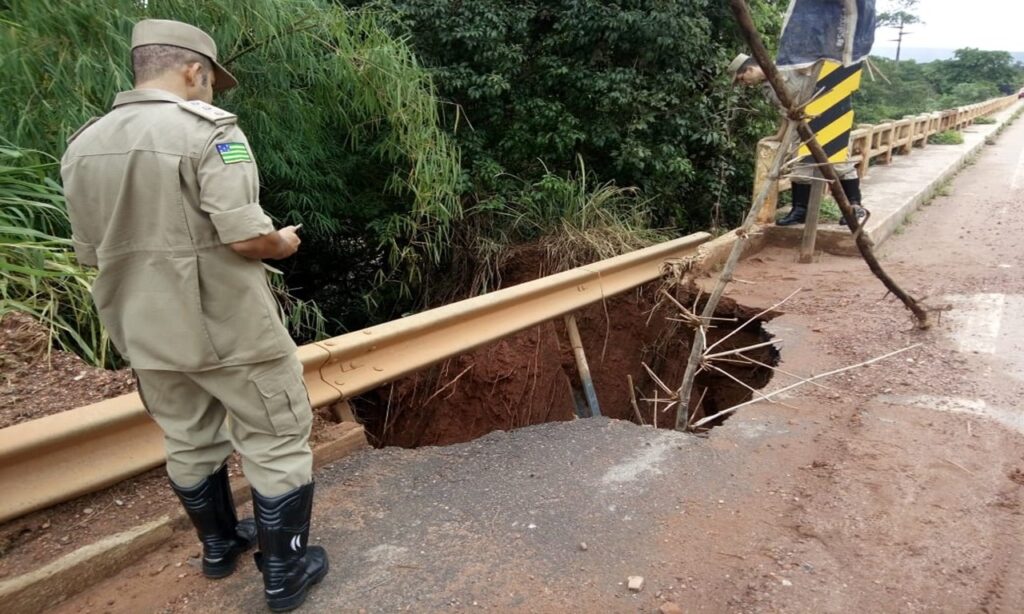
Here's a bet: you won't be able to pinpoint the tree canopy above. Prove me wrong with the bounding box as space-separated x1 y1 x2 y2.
855 50 1024 124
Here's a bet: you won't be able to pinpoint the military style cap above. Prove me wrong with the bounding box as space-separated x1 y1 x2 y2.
132 19 237 92
728 53 752 82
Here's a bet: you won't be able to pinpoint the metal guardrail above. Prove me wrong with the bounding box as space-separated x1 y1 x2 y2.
0 232 710 523
752 93 1019 223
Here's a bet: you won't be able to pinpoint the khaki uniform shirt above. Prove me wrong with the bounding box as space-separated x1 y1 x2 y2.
61 89 296 371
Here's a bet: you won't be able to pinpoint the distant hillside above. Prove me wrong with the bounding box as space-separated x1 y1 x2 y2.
873 47 1024 64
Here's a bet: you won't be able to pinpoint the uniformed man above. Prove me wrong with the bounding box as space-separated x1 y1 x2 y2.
729 53 868 227
61 19 327 611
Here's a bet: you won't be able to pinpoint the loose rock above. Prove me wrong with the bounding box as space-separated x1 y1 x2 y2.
628 576 645 592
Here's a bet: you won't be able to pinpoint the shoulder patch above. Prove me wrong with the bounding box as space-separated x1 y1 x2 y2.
178 100 237 126
215 142 253 165
66 117 101 145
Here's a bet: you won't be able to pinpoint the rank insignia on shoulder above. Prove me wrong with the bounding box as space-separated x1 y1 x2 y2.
178 100 237 125
216 142 252 164
67 117 101 144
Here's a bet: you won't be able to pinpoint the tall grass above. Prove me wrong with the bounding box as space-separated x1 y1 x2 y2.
0 0 462 310
0 146 111 366
443 158 670 298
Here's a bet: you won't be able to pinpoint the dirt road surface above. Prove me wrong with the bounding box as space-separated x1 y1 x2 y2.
53 119 1024 612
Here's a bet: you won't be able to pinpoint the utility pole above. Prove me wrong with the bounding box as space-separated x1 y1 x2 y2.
878 0 922 62
891 14 914 61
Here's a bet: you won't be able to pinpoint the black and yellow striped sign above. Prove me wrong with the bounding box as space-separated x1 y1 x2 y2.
798 60 863 163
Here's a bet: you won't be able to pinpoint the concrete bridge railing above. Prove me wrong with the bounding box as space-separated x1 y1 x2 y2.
753 93 1020 223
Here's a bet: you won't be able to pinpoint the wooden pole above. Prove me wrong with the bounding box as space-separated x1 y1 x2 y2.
798 171 825 263
729 0 930 329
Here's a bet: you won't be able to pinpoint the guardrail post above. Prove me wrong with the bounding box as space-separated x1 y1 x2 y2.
563 314 601 417
330 400 356 423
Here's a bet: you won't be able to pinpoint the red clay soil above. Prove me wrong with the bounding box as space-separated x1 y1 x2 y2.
360 251 779 448
0 313 135 429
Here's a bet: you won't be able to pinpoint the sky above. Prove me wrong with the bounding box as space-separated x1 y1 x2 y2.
872 0 1024 53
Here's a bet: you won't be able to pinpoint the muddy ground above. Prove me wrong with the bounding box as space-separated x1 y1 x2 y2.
8 114 1024 611
0 313 135 429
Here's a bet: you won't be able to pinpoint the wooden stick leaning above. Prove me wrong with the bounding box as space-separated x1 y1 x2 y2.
729 0 930 329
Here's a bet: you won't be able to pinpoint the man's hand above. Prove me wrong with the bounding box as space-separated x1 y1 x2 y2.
275 225 302 259
229 225 302 260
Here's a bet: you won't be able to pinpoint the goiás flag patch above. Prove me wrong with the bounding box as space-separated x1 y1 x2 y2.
216 142 252 164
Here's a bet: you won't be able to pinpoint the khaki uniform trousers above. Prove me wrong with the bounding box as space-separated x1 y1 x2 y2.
135 353 313 497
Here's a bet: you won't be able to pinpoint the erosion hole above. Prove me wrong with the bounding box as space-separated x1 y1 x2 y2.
352 282 778 448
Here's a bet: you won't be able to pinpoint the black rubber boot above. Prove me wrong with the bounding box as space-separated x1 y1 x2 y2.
837 178 867 226
171 465 257 579
838 178 862 205
252 482 329 612
777 182 809 226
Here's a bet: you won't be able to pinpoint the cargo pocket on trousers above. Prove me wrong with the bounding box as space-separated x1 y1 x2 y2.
252 368 310 436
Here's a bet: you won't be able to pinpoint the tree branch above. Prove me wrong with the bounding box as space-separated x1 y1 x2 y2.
728 0 930 329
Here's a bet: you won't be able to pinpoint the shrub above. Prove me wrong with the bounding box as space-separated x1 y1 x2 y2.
447 158 671 297
929 130 965 145
974 116 997 125
344 0 783 232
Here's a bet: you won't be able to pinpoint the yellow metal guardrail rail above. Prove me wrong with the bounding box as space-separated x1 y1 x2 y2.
0 232 710 523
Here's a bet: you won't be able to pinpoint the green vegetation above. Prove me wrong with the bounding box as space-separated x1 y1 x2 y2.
0 146 111 365
1 0 785 365
974 116 997 125
855 49 1024 124
1 0 462 331
819 196 841 222
342 0 783 233
928 130 964 145
444 159 671 298
7 0 1018 368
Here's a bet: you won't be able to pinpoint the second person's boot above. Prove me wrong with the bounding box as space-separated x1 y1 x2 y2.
777 182 810 226
171 464 257 579
838 177 868 227
252 482 329 612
